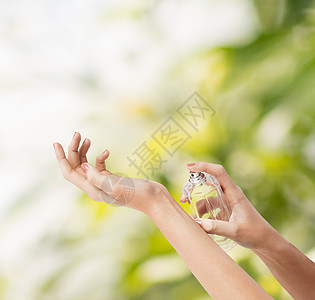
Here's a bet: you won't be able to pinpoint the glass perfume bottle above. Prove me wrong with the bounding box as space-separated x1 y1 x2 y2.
183 171 236 252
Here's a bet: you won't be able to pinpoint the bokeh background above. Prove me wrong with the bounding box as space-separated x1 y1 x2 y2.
1 0 315 299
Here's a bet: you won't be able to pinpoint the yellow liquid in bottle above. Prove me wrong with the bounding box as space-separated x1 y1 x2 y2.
190 181 236 252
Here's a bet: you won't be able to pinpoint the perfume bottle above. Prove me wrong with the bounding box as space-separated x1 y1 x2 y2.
183 171 236 252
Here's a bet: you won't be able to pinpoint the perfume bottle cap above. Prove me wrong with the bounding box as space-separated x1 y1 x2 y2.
189 171 205 183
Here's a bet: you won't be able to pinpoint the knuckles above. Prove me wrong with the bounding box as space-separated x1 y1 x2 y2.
234 185 246 201
215 164 226 175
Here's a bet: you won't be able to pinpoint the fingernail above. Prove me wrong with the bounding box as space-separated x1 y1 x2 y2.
73 132 78 138
102 149 108 154
195 219 202 225
81 163 89 172
53 143 57 149
186 163 196 167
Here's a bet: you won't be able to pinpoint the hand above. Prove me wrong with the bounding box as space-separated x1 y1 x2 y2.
180 162 279 250
53 132 169 214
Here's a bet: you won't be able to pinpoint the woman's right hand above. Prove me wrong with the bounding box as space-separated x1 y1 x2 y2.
180 162 280 251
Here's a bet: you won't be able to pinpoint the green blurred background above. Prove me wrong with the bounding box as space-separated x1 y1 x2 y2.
0 0 314 299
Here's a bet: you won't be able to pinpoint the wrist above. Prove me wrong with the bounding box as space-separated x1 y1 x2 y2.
141 183 173 217
253 226 287 258
144 186 175 219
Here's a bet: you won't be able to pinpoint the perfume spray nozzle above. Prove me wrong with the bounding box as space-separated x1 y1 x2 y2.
189 172 204 183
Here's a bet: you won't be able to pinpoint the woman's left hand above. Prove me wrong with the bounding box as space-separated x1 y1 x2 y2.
53 132 169 213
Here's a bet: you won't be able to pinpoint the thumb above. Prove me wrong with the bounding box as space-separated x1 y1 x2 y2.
195 218 237 239
81 162 124 199
81 163 107 190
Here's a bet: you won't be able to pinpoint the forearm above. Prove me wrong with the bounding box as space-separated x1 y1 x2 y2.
146 193 272 299
253 231 315 300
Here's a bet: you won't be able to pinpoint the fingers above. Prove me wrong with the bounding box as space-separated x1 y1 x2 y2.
186 162 236 191
68 132 81 168
79 138 91 164
81 163 125 204
53 142 105 201
81 163 104 189
95 149 110 172
54 142 73 179
195 218 238 240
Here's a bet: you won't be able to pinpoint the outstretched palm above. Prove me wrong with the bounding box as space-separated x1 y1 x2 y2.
53 132 167 212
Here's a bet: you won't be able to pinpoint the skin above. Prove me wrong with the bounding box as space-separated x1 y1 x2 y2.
182 162 315 300
53 132 272 299
54 132 315 299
